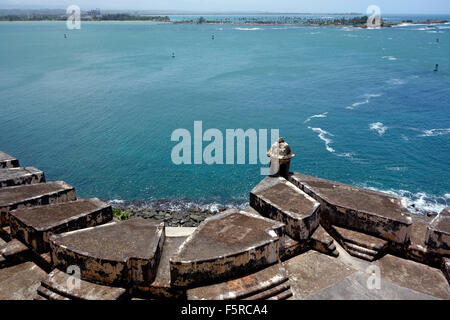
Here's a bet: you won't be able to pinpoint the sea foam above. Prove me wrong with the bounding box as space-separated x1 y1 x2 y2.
419 128 450 137
309 127 335 153
365 188 449 214
304 112 328 123
369 122 388 136
234 27 262 31
346 93 382 110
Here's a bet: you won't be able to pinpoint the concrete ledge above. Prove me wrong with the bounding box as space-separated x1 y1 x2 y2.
9 198 113 253
0 181 76 226
0 151 19 169
289 172 412 244
250 176 320 241
170 209 285 288
49 218 165 286
0 167 45 188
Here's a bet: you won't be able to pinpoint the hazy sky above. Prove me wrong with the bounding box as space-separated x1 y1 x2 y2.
1 0 450 14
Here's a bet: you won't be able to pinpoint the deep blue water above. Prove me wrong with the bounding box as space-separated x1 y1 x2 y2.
0 19 449 213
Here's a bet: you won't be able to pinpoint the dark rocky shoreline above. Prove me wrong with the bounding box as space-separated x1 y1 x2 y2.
109 199 248 227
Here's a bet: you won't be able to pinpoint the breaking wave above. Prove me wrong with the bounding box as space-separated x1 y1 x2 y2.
364 187 449 215
308 127 335 153
418 128 450 137
346 93 382 110
304 112 328 123
369 122 388 136
234 27 262 31
382 56 397 61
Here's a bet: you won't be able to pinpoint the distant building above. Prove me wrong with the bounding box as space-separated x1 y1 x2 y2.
86 8 101 18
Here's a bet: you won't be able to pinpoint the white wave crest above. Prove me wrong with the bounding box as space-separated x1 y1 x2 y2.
382 56 397 61
386 78 405 85
418 128 450 137
365 188 449 214
369 122 388 136
309 127 335 153
234 27 262 31
304 112 328 123
346 93 382 110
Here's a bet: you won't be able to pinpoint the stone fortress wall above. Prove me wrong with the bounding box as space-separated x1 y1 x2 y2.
0 143 449 300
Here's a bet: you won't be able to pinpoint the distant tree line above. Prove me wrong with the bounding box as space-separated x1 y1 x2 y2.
92 14 170 22
179 15 371 26
0 14 171 22
0 15 66 21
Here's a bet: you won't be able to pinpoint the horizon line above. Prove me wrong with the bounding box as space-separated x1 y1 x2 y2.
1 8 450 15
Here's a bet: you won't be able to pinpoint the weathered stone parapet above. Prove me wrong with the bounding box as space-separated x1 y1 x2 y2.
0 151 19 169
39 269 127 300
9 198 113 253
0 167 45 188
250 176 320 241
170 209 284 288
0 181 76 226
289 172 412 244
49 218 165 286
426 209 450 257
442 258 450 284
186 262 291 300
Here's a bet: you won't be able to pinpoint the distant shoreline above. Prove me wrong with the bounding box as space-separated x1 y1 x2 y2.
0 19 448 28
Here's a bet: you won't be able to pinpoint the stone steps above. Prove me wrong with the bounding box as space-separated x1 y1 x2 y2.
0 239 30 268
49 218 165 286
33 294 48 300
37 285 70 300
280 235 308 261
0 151 19 169
0 181 76 226
329 225 388 262
310 224 339 257
39 269 127 300
170 209 285 288
0 167 45 188
9 198 112 253
267 289 293 300
243 281 292 300
187 263 290 300
250 176 320 241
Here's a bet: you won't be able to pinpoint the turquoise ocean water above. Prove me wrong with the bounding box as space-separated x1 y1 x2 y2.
0 16 449 213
